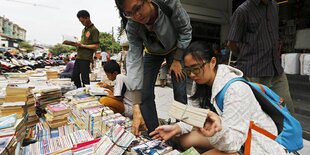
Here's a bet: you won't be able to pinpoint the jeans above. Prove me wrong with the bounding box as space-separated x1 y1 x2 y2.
140 51 187 133
247 73 294 114
71 59 91 88
60 72 72 78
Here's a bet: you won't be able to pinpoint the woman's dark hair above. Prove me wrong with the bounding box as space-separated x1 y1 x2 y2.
77 10 90 18
115 0 128 28
185 40 220 109
104 60 121 74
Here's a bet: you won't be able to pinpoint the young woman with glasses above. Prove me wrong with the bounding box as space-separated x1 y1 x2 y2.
150 41 288 155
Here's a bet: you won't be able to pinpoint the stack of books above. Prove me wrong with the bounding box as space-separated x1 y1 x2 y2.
69 98 105 130
0 114 26 154
28 72 48 87
48 78 75 94
26 94 39 127
169 100 209 128
22 129 96 155
4 85 30 102
95 124 135 155
84 106 113 138
101 113 132 133
3 73 28 84
0 136 15 155
0 79 7 104
46 70 59 80
45 103 70 128
32 86 62 108
0 102 26 119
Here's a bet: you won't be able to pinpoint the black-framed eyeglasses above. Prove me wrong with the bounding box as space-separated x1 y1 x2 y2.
183 63 206 76
123 0 145 18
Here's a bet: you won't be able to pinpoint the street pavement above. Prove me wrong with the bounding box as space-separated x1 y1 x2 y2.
154 86 310 155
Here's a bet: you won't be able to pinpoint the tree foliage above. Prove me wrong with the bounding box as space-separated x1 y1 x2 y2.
49 44 76 56
19 41 34 52
99 32 121 54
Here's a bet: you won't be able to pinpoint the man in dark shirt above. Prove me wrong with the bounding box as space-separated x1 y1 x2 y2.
227 0 294 113
71 10 100 88
60 57 75 78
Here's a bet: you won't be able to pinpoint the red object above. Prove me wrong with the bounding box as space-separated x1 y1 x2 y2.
71 138 101 152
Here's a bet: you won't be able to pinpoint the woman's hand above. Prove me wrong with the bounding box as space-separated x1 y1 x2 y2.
200 111 222 137
149 124 182 142
169 60 186 82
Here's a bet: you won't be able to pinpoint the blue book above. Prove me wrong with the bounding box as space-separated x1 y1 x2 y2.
50 128 59 138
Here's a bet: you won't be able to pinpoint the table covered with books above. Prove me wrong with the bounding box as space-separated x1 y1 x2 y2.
0 70 203 155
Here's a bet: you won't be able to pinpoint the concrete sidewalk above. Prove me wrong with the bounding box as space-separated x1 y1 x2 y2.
154 86 309 155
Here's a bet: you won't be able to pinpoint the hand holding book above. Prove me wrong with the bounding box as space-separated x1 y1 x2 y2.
199 111 222 137
168 101 209 128
62 40 79 47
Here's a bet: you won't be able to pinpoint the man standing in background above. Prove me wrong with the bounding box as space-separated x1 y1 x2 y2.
71 10 100 88
101 46 109 68
227 0 294 113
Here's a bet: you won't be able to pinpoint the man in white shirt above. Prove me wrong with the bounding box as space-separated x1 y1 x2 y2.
98 60 133 117
100 47 109 68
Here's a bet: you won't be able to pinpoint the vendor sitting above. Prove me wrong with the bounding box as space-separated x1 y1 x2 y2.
60 57 75 78
98 60 132 118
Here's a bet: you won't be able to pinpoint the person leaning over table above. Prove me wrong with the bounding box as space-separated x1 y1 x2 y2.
114 0 192 136
150 41 289 155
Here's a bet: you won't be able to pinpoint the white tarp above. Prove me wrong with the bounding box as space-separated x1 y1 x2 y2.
300 54 310 75
281 53 300 74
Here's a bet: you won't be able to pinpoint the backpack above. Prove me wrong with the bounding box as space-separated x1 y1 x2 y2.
121 0 172 28
215 77 303 153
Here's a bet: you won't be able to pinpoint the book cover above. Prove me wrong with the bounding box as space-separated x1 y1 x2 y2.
131 139 172 155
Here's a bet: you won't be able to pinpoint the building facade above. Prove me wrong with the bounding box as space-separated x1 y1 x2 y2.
0 16 27 48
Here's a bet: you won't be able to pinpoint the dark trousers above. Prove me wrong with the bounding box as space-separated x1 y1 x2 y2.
140 52 188 133
71 59 91 88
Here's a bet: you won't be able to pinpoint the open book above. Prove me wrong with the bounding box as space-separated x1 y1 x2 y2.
62 35 79 46
169 101 209 128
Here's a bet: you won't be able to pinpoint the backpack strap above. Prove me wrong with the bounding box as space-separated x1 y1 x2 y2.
244 121 277 155
215 77 247 112
152 0 173 18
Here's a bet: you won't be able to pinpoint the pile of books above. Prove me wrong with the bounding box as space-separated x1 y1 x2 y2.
46 70 59 80
3 73 28 84
0 102 26 119
95 124 135 155
69 97 105 130
4 85 30 103
22 129 95 155
0 114 26 154
26 94 39 127
48 78 75 94
32 86 62 108
28 73 48 87
101 113 132 133
45 103 70 128
0 78 7 104
169 100 209 128
0 136 15 155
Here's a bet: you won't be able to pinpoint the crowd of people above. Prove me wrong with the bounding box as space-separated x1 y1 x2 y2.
59 0 300 154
